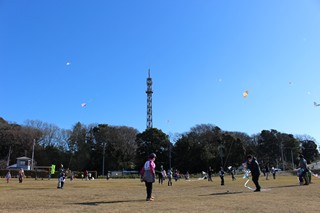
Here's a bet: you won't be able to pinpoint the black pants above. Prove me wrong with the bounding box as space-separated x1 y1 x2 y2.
220 176 224 185
145 182 153 199
252 175 261 190
158 174 163 184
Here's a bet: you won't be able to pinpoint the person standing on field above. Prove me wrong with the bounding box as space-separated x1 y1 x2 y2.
57 164 65 189
247 155 261 192
219 167 225 185
141 153 157 201
298 154 309 185
5 170 11 183
167 168 173 186
18 168 25 183
265 164 270 180
207 166 213 181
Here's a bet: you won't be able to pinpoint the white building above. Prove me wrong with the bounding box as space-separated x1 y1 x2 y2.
7 156 32 170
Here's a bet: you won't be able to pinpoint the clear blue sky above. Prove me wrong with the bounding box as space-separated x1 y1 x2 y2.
1 1 320 142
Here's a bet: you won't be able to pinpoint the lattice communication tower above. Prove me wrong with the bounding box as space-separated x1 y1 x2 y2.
146 69 153 129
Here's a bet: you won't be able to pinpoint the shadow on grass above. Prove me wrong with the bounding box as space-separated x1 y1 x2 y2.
267 184 300 189
5 187 52 190
73 200 145 206
199 191 244 196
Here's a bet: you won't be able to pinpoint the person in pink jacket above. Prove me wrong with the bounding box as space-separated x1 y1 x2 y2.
141 153 156 201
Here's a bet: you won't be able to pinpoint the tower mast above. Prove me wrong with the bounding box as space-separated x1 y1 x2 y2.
146 69 153 129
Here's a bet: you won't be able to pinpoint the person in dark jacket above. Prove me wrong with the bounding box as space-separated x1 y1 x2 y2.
219 167 225 185
265 164 270 180
298 154 309 185
247 155 261 192
207 166 213 181
57 164 65 189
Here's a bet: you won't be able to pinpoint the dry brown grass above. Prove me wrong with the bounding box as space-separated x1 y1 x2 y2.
0 173 319 213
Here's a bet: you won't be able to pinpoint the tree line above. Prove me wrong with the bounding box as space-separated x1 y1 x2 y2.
0 117 318 174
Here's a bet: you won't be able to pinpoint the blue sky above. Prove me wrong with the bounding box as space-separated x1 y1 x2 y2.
1 1 320 142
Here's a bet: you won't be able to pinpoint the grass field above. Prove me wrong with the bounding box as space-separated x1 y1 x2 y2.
0 173 319 213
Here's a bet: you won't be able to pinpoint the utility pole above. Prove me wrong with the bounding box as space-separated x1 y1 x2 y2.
102 142 106 176
169 143 172 170
6 146 11 168
291 149 294 169
280 141 285 171
31 139 35 170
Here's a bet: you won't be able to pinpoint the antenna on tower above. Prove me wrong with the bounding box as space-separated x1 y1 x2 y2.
146 68 153 129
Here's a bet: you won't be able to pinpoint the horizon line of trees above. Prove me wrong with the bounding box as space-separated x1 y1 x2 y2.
0 117 319 175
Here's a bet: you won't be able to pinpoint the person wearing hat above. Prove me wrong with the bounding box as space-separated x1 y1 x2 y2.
246 154 261 192
140 153 157 201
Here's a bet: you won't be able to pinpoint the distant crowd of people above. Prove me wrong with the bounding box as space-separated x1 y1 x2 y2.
2 152 315 203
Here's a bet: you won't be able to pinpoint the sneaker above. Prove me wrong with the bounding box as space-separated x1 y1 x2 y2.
254 189 261 192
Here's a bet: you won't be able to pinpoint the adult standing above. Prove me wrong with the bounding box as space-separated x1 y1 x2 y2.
207 166 213 182
231 168 236 181
158 165 164 184
298 154 309 185
265 164 270 180
247 155 261 192
141 153 156 201
219 167 225 185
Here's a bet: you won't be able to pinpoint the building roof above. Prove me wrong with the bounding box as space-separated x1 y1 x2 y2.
16 156 31 160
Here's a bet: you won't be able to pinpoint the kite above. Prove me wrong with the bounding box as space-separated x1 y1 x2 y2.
81 103 87 107
243 90 249 98
314 102 320 107
242 169 254 191
66 62 71 66
241 163 254 191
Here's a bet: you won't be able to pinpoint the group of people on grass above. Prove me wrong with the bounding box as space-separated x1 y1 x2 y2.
2 152 313 202
139 152 314 201
4 168 25 183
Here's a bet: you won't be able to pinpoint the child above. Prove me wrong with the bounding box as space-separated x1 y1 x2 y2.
18 168 25 183
5 171 11 183
272 167 277 179
167 169 173 186
57 164 66 189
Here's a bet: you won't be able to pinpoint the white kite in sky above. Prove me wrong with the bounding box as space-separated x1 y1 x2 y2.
66 62 71 66
81 103 87 107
